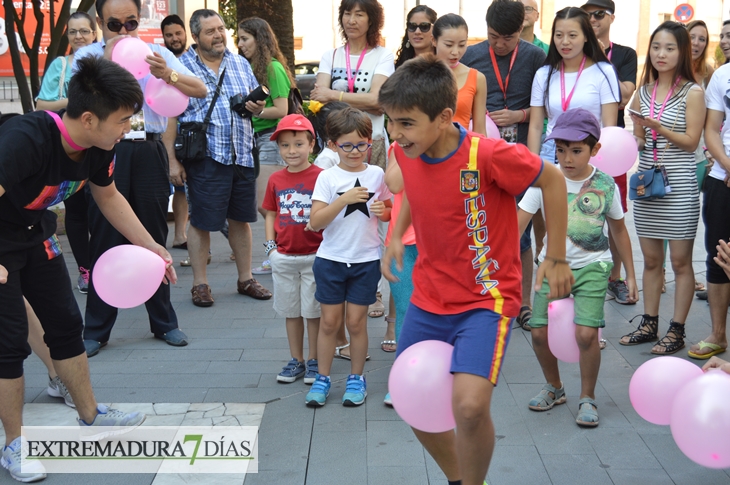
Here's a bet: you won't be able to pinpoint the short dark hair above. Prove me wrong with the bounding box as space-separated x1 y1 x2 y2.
486 0 525 36
309 101 349 149
161 14 185 32
555 135 599 151
338 0 384 48
325 106 373 143
96 0 141 18
66 56 143 121
189 9 223 37
379 54 457 121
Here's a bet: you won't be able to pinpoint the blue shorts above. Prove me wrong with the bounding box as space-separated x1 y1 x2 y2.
169 183 186 195
396 303 512 385
540 138 556 164
184 157 257 232
313 257 380 306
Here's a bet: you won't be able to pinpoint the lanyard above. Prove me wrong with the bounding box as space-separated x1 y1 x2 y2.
489 43 519 109
345 43 367 94
649 77 681 161
606 42 613 61
560 56 587 112
45 110 85 151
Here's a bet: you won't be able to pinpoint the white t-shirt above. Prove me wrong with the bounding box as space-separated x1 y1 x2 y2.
313 147 339 170
519 167 623 269
704 63 730 181
531 62 620 135
319 46 395 139
312 164 392 263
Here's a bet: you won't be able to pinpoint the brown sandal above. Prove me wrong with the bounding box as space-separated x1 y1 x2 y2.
619 314 658 346
237 278 272 300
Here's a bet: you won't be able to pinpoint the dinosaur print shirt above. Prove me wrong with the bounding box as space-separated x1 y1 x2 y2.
520 166 623 269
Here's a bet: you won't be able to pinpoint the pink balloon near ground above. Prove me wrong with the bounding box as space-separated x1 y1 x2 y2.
144 76 190 117
670 371 730 468
93 245 166 309
590 126 638 177
389 340 456 433
111 37 152 80
629 356 703 425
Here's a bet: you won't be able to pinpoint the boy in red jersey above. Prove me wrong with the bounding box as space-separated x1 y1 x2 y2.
379 55 574 485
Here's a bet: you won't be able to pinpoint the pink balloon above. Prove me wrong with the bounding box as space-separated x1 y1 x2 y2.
112 37 152 80
590 126 638 177
389 340 456 433
144 76 190 117
547 297 579 363
670 371 730 468
630 356 703 425
92 245 166 309
468 115 501 139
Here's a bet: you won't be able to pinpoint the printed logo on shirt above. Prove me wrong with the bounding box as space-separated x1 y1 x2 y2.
24 180 86 211
460 170 479 193
43 234 63 260
277 184 313 225
109 155 116 178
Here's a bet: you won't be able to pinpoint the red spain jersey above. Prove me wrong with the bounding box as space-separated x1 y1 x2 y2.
394 126 543 317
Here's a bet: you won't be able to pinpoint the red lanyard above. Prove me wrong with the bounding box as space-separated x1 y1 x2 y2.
606 42 613 61
649 77 681 161
489 43 519 109
345 43 367 94
560 56 587 112
46 110 85 151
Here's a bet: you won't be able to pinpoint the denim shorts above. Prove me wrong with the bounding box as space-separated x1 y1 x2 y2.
396 304 512 385
540 138 556 164
255 130 284 166
313 257 380 306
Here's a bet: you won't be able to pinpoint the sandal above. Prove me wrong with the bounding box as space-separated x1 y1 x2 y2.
619 314 658 346
688 340 727 360
381 316 397 352
528 383 566 411
695 280 706 292
368 292 385 318
334 343 370 361
651 320 686 355
599 338 607 350
576 397 599 427
516 306 532 331
662 268 667 294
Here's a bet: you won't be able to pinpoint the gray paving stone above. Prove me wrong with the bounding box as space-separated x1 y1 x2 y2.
367 420 425 468
126 349 243 361
585 428 663 469
88 361 211 374
640 432 730 485
605 468 676 485
541 454 613 485
86 387 209 403
90 372 261 389
243 469 305 485
487 445 550 484
306 430 367 485
368 466 429 485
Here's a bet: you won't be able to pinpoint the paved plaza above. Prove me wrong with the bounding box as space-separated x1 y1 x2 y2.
4 202 730 485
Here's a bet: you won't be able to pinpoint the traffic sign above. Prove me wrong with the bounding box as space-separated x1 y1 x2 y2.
674 3 694 22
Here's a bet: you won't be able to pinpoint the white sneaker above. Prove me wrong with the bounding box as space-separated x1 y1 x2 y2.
78 404 146 441
47 376 75 408
1 437 47 483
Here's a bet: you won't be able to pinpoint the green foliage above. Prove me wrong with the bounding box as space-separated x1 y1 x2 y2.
220 0 238 31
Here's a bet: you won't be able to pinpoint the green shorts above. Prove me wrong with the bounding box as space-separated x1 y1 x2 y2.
530 261 613 329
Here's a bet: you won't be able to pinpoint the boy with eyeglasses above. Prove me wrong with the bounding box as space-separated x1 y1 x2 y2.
305 107 392 408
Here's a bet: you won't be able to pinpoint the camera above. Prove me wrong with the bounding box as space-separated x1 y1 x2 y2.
230 85 270 118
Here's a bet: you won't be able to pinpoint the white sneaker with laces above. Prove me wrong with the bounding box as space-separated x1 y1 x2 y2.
46 375 75 408
77 404 146 441
1 436 47 483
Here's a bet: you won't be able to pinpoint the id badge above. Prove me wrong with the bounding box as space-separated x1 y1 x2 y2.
498 124 518 144
659 165 672 193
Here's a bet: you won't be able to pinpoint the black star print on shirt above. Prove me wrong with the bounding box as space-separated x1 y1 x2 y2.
337 178 375 218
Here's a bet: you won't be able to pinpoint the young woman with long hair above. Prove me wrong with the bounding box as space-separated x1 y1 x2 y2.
394 5 437 68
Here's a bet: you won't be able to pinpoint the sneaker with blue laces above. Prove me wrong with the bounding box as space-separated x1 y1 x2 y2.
342 374 367 406
305 374 330 407
277 358 305 383
78 404 146 441
304 359 318 385
1 436 47 482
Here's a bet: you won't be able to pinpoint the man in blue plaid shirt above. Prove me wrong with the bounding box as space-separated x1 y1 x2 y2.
174 9 272 307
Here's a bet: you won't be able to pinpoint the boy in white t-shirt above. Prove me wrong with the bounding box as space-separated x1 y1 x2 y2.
518 108 637 427
305 107 392 407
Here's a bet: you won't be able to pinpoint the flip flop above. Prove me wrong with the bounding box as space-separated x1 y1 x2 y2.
334 343 370 361
172 242 188 250
687 340 727 360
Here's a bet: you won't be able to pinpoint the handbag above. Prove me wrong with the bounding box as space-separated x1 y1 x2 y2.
287 86 304 115
174 68 227 163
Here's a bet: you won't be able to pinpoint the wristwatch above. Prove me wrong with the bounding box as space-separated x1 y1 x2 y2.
167 70 179 85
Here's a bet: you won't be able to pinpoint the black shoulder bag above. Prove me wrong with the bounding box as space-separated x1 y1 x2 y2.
174 68 227 163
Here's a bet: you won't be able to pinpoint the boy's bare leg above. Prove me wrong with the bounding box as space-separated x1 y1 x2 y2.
530 326 561 388
53 354 98 423
336 304 349 355
25 299 57 379
412 428 460 481
575 325 600 399
344 303 369 375
306 318 320 361
285 317 305 362
454 373 496 485
317 303 344 376
0 377 24 446
521 248 533 308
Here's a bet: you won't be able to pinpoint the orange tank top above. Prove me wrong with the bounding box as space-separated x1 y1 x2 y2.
453 68 478 129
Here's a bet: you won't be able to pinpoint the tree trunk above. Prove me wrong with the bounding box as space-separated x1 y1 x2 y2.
236 0 295 74
3 0 32 112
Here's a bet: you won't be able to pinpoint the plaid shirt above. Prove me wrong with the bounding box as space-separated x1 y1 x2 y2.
178 47 258 167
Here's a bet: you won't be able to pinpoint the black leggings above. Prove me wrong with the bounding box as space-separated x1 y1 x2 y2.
63 187 90 270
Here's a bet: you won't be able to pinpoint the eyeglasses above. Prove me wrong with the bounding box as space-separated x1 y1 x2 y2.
586 10 612 20
336 142 372 153
68 28 92 36
523 6 537 13
407 22 432 33
102 18 139 33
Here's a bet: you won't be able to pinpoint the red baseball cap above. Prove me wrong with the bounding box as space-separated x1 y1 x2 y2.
269 114 316 141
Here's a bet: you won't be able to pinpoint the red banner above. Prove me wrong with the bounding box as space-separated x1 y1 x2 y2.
137 0 168 46
0 0 62 76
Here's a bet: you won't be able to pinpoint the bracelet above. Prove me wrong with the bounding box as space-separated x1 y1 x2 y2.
258 108 265 117
545 256 569 265
520 109 527 123
263 240 277 256
339 91 344 102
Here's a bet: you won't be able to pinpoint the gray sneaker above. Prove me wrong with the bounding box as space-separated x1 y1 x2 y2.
606 279 635 305
1 436 47 482
78 404 146 441
47 375 75 408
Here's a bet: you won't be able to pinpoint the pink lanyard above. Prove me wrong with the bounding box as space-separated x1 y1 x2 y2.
345 43 367 94
45 110 85 151
560 56 587 112
649 77 681 161
607 42 613 61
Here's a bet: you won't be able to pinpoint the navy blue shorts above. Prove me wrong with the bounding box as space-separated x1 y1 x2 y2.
313 257 380 306
185 157 257 232
396 303 512 385
170 183 186 195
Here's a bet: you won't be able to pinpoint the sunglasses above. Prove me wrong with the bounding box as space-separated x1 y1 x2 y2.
586 10 611 20
103 18 139 33
407 22 432 33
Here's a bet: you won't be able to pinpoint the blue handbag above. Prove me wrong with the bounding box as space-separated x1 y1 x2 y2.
629 166 666 201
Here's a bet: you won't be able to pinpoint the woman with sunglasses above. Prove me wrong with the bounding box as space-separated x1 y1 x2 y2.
394 5 437 68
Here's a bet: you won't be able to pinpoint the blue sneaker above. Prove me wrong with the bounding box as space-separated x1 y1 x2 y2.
304 359 318 385
342 374 367 406
305 374 331 407
383 392 392 407
277 358 305 383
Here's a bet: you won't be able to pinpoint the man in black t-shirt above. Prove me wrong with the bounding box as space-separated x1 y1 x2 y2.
0 57 173 483
582 0 638 306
